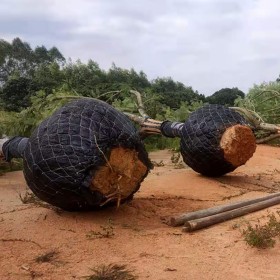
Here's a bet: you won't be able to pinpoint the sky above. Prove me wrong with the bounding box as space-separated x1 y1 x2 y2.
1 0 280 96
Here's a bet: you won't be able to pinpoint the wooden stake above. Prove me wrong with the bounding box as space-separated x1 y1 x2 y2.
168 192 280 227
182 196 280 232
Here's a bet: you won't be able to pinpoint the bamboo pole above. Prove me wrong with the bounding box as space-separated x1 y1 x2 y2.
182 195 280 232
168 192 280 227
256 133 280 144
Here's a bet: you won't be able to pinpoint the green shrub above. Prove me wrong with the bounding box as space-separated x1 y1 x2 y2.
243 212 280 249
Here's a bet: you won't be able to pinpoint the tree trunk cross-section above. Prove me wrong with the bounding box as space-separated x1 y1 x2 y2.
220 124 256 168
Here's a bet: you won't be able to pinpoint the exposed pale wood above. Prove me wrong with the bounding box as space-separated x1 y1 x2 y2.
220 125 256 167
129 90 150 118
123 112 146 125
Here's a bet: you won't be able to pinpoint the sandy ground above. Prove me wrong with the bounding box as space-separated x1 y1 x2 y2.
0 145 280 280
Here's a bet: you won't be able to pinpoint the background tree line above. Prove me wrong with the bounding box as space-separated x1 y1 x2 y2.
0 37 246 111
0 37 279 149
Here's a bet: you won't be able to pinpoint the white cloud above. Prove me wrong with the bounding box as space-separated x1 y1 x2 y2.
0 0 280 95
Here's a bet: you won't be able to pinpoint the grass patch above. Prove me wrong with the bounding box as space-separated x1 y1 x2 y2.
243 212 280 249
144 135 180 152
35 250 58 263
18 189 62 213
171 151 186 169
0 158 23 176
85 264 137 280
86 219 115 239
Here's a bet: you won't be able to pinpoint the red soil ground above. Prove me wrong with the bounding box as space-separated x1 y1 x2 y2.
0 145 280 279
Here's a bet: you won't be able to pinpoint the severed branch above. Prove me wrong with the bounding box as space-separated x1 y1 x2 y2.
128 89 280 140
230 106 280 144
230 107 262 128
128 90 280 140
50 92 164 137
129 90 150 119
230 90 280 143
53 90 280 141
230 107 280 133
256 133 280 144
124 90 164 136
124 112 163 136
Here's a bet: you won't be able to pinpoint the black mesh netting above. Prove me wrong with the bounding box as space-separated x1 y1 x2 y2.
160 121 184 138
3 137 29 160
180 104 250 177
7 99 151 210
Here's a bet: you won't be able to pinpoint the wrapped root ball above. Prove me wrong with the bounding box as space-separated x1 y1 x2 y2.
3 99 152 210
180 105 256 176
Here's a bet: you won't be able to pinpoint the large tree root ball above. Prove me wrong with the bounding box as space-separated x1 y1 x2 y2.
180 105 256 176
5 99 152 211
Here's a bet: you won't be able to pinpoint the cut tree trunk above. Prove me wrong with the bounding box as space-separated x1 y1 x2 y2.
161 105 256 176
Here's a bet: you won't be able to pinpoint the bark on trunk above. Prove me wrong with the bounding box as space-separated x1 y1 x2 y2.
169 192 280 227
182 196 280 232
